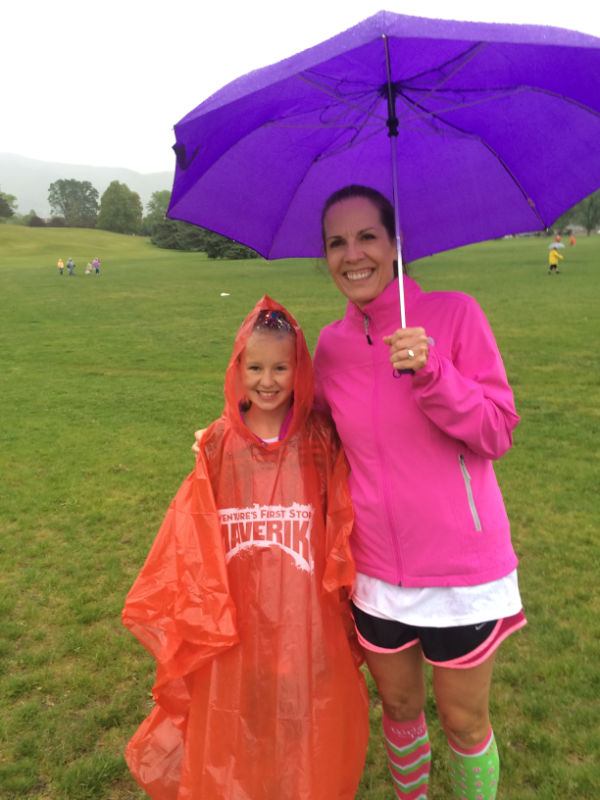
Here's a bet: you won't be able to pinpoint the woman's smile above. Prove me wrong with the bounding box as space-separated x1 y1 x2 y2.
344 268 375 281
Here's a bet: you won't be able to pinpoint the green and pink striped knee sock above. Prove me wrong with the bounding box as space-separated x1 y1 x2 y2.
383 711 431 800
448 727 499 800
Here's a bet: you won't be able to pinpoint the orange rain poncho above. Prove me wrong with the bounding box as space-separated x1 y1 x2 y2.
122 297 369 800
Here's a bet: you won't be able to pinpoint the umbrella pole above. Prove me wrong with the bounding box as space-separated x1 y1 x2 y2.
383 35 407 329
391 145 407 328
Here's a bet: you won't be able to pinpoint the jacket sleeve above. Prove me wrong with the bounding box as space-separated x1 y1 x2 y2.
122 451 238 712
411 296 519 460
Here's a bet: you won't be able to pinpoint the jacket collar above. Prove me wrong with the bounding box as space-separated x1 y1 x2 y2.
344 276 422 328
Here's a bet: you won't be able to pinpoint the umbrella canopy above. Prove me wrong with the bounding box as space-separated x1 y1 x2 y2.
168 11 600 265
548 242 566 249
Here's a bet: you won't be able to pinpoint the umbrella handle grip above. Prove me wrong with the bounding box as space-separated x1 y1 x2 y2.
393 369 415 378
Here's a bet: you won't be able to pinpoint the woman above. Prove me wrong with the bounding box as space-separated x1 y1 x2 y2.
313 185 526 800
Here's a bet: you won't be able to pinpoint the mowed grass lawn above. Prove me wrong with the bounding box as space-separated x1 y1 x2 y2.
1 226 599 799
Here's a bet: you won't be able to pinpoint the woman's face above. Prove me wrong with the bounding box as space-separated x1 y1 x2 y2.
323 196 396 309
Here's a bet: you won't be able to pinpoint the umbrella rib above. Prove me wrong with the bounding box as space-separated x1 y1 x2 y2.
393 42 518 137
434 116 547 225
316 124 385 160
398 86 519 120
295 73 387 122
319 91 385 152
264 93 381 131
401 42 485 86
264 122 382 129
265 109 387 259
483 144 546 226
392 85 548 223
266 108 384 259
396 42 487 123
266 177 309 261
401 84 600 123
263 112 381 258
265 85 386 158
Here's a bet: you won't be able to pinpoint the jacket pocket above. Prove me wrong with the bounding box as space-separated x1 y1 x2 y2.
458 454 482 531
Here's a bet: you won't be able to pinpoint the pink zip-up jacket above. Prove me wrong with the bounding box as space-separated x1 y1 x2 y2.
313 276 520 588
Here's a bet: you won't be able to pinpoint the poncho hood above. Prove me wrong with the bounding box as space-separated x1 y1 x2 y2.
223 295 314 442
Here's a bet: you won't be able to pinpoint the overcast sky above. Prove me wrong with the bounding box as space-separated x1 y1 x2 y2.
3 0 600 174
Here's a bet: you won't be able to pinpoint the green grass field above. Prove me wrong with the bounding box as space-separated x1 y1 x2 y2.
1 226 599 799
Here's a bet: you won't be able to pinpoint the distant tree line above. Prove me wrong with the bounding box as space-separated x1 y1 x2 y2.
143 190 256 258
0 188 17 218
553 189 600 236
2 178 598 251
0 180 256 259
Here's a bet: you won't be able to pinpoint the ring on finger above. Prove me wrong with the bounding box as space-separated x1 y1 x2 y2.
407 348 415 359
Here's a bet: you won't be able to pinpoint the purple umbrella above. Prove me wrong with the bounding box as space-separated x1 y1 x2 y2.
168 11 600 323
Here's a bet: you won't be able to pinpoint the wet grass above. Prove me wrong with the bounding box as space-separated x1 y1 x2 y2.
1 226 598 798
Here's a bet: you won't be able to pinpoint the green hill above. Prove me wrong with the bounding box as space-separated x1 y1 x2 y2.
0 226 166 267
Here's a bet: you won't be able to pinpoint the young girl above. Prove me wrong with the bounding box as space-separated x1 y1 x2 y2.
122 296 369 800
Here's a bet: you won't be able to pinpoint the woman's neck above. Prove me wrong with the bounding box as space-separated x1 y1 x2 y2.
243 403 291 441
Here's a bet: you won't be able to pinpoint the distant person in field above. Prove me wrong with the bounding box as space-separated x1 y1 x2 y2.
57 258 64 276
122 298 369 800
66 258 75 276
93 257 100 275
85 262 93 275
570 234 576 246
548 247 563 274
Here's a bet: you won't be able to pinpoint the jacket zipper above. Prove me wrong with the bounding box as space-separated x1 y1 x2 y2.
367 312 404 583
458 454 482 531
363 313 373 345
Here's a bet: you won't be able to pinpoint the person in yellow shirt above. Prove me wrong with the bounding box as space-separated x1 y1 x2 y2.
548 247 563 274
57 258 64 276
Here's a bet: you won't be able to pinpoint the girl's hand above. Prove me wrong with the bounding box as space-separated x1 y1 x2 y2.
191 429 206 454
382 327 429 372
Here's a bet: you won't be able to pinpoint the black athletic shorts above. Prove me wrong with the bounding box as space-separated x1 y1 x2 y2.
351 601 526 668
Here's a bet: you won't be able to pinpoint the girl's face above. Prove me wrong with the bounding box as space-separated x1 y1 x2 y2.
241 331 296 415
323 196 396 309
